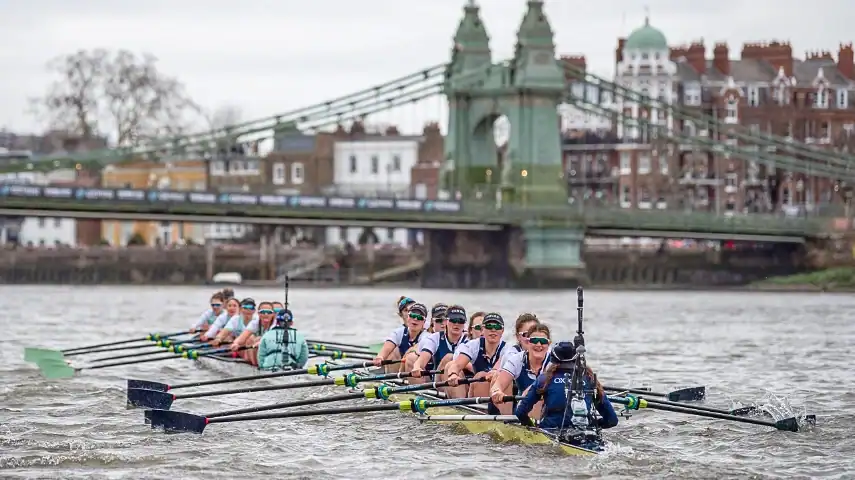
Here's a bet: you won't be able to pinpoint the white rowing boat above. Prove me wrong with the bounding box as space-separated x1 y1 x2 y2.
192 354 601 455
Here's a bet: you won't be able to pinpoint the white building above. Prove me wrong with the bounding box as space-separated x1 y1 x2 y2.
0 166 79 247
326 137 421 246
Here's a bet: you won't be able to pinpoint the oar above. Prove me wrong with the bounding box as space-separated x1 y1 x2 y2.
36 346 248 379
612 394 800 432
604 385 705 402
309 350 374 361
129 369 440 410
308 344 377 355
92 341 213 362
152 394 518 434
629 395 817 424
126 359 401 392
148 377 487 431
24 330 198 363
306 339 382 353
417 414 519 422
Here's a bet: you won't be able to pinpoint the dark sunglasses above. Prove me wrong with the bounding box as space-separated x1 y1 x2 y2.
241 305 256 310
483 323 503 331
448 318 466 325
519 332 530 338
471 325 483 331
211 303 222 308
529 337 550 345
258 309 275 315
409 313 425 321
433 318 445 323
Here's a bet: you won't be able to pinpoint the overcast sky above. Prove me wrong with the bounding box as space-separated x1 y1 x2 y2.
1 0 852 137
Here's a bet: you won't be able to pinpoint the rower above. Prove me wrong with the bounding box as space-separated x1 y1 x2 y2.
428 303 448 334
467 311 485 341
397 296 416 324
409 304 468 385
213 298 257 346
204 297 240 341
491 322 551 415
372 302 427 371
445 312 508 409
192 292 226 335
257 308 309 370
515 342 618 450
272 301 285 314
510 313 539 354
230 301 277 365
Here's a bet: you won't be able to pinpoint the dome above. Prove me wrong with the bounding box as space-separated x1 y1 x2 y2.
624 17 667 50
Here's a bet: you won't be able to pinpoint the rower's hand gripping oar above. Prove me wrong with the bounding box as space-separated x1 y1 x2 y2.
150 394 519 435
612 394 801 432
24 330 200 363
147 376 488 431
126 358 401 396
130 368 440 410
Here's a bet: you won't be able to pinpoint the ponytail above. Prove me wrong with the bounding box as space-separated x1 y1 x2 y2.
537 362 560 396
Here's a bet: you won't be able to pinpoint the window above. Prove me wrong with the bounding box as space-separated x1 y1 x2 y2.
725 98 738 122
838 89 849 109
747 86 760 106
620 186 631 208
638 153 651 174
193 181 206 191
638 188 652 209
392 155 401 172
370 155 379 174
414 183 427 199
349 155 357 173
641 52 649 60
659 154 669 174
211 161 225 176
54 218 61 228
291 162 305 185
38 217 45 227
815 88 829 108
775 87 787 105
619 152 631 174
273 163 286 185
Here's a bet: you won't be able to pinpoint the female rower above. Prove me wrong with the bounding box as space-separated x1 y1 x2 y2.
446 312 508 407
192 292 226 335
213 298 257 346
510 313 539 354
204 297 240 341
491 323 551 414
428 303 448 334
272 301 284 313
468 311 485 341
397 296 416 323
373 302 428 371
409 304 468 385
257 308 309 370
515 342 618 447
230 301 277 364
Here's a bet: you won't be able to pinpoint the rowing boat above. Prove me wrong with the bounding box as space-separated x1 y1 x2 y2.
189 353 599 455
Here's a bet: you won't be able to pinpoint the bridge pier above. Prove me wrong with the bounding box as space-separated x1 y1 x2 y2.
517 224 587 288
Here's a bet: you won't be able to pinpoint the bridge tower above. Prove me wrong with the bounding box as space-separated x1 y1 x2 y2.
443 0 567 205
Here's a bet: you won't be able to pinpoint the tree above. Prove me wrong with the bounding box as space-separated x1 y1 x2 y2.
31 49 200 146
206 105 243 130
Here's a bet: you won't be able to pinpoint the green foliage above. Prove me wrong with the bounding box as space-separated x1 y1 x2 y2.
756 268 855 289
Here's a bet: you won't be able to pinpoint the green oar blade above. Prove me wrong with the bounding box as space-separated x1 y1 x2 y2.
24 348 64 363
36 359 78 379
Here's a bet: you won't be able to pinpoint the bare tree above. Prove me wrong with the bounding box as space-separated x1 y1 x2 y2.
206 105 243 130
31 49 200 146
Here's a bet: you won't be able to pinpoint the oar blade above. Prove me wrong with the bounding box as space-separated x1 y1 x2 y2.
147 409 208 434
774 417 799 432
667 386 706 402
730 406 759 416
127 388 175 410
36 359 77 379
24 348 63 363
127 379 168 392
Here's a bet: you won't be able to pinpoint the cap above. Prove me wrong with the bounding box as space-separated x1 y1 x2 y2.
408 303 428 318
240 298 256 308
431 303 448 318
483 312 504 327
446 305 466 321
397 296 416 313
549 341 576 363
276 309 294 324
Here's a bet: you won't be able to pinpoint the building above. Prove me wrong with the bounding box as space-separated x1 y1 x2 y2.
101 160 207 245
566 17 855 215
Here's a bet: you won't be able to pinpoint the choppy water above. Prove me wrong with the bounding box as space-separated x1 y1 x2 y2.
0 286 852 479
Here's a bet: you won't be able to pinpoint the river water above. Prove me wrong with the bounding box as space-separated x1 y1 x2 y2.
0 286 851 479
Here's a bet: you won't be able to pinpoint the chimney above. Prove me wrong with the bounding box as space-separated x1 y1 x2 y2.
384 126 400 136
839 43 855 79
615 38 626 64
713 42 730 75
670 41 706 74
740 41 793 76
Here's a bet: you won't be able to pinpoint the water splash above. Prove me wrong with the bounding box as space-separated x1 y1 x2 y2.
732 391 815 429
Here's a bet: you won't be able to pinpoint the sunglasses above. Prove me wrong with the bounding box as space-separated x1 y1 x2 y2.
448 318 466 325
433 318 445 323
518 332 530 338
471 325 483 331
241 305 255 310
483 323 503 331
258 309 275 315
273 307 283 312
409 313 425 321
211 303 222 308
529 337 550 345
